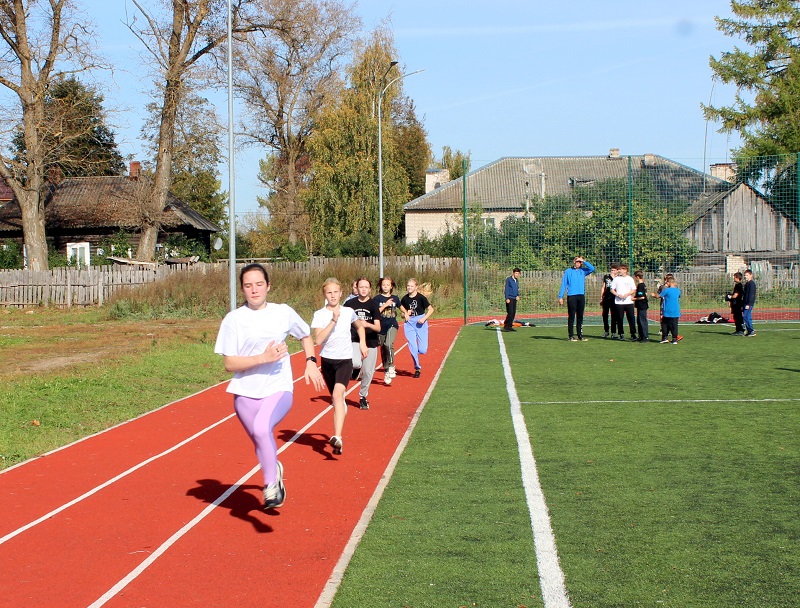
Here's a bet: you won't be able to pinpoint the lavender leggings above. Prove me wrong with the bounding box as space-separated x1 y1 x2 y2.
233 392 293 486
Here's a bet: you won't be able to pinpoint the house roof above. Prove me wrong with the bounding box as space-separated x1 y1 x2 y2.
0 179 13 202
405 155 732 212
0 176 220 233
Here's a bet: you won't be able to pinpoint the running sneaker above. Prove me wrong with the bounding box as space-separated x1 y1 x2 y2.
387 366 396 378
746 331 757 337
328 435 343 455
659 339 669 344
263 460 286 509
384 375 392 386
603 332 610 338
413 368 421 378
568 336 578 342
671 340 678 345
359 396 370 410
579 335 588 341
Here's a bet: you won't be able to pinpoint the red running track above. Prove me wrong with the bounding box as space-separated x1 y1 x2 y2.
0 321 461 608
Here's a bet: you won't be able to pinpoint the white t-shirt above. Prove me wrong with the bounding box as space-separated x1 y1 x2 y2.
214 303 310 398
611 275 637 305
311 306 357 360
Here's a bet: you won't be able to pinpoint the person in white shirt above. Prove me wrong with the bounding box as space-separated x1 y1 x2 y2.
311 277 366 456
215 264 324 510
610 264 638 341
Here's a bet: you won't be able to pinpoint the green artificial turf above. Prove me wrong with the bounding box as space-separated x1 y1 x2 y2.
333 323 800 607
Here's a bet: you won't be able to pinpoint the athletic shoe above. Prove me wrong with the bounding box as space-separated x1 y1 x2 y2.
359 396 370 410
731 331 744 336
618 336 626 341
413 368 421 378
568 336 578 342
610 333 617 339
603 332 609 338
328 435 343 455
659 339 669 344
746 331 757 337
579 335 588 341
671 340 678 345
387 366 396 378
384 375 392 386
263 461 286 509
677 335 683 341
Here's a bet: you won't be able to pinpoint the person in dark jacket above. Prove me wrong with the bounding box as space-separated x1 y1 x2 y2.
742 269 757 337
503 268 522 332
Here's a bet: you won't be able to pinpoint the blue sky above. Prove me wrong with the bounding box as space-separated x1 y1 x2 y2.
95 0 743 217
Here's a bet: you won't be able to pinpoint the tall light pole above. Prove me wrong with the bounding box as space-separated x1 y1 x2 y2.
226 0 237 311
377 64 425 278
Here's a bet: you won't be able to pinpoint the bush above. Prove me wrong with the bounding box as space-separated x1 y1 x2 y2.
0 240 23 269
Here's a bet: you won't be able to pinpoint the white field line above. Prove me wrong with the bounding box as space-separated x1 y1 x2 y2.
497 331 572 608
522 398 800 405
88 343 410 607
314 334 460 608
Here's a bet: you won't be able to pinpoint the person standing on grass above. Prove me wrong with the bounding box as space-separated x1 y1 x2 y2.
503 268 522 332
729 272 745 335
558 256 595 341
611 264 637 341
743 269 757 337
400 278 434 378
344 277 381 410
311 278 367 456
214 263 324 511
600 263 620 338
653 277 681 344
633 270 649 342
374 277 401 385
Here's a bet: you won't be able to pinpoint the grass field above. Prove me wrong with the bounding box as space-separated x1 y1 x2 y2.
332 322 800 607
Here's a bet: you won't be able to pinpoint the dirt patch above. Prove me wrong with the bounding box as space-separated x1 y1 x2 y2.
0 308 222 381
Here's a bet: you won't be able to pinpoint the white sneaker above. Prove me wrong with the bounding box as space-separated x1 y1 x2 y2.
385 375 392 385
387 366 396 378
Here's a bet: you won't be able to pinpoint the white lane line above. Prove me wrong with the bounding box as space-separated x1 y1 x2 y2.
497 331 572 608
314 333 460 608
521 398 800 405
0 413 236 547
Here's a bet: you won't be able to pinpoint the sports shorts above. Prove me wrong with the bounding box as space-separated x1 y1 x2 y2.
320 357 353 394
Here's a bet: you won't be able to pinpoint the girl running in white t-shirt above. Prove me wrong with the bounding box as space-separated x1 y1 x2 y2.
311 277 366 456
215 264 324 510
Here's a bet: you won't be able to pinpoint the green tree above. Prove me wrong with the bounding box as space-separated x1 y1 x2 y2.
704 0 800 219
12 77 125 177
236 0 358 251
142 92 227 228
303 28 410 254
393 98 431 200
439 146 471 181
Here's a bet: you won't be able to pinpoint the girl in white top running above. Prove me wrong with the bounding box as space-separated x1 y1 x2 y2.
311 277 366 456
215 264 323 510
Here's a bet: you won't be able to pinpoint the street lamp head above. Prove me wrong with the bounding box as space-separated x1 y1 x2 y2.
389 60 398 68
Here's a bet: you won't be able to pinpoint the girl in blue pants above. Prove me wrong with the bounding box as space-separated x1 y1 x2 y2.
400 278 434 378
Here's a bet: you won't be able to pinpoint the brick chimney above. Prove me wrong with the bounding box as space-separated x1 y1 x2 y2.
129 161 141 180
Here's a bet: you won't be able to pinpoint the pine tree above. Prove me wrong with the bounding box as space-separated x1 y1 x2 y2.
704 0 800 219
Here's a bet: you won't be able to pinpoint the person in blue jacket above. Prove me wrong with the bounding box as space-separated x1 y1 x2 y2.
558 256 595 341
503 268 522 332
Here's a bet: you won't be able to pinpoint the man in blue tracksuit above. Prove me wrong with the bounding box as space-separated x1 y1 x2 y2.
558 256 595 341
503 268 522 332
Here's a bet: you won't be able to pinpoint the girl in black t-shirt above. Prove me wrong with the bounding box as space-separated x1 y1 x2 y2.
400 278 434 378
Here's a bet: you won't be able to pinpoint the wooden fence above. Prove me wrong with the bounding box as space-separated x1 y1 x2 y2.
0 263 223 307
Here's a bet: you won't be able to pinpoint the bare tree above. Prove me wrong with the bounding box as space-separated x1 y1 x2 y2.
126 0 263 261
234 0 358 248
0 0 103 270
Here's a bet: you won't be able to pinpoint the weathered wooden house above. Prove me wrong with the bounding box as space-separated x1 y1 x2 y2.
0 163 220 259
404 151 799 267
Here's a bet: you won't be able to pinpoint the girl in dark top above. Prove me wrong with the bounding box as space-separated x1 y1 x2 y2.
374 277 401 385
400 278 434 378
